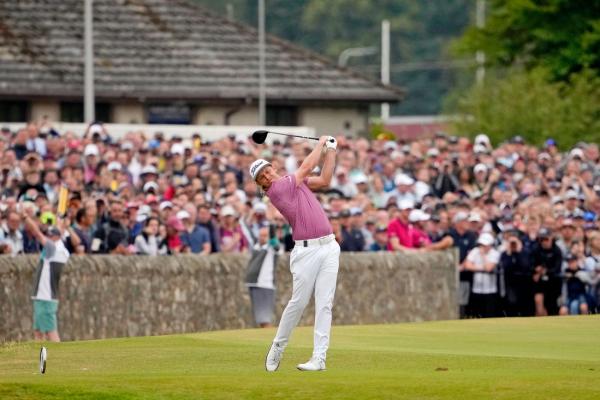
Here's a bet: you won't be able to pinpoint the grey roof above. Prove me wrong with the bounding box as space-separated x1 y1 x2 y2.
0 0 403 103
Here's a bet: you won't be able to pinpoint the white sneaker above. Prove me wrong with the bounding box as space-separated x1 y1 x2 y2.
297 357 326 371
265 343 284 372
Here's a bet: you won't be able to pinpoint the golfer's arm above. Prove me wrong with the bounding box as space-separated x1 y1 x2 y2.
295 141 325 184
307 150 336 190
23 215 47 246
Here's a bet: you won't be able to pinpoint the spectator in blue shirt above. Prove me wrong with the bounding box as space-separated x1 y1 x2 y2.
178 208 211 254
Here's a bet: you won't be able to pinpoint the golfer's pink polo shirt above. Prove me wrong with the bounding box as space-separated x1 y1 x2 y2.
267 175 332 241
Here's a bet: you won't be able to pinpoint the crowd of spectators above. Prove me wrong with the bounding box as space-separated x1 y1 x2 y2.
2 121 600 318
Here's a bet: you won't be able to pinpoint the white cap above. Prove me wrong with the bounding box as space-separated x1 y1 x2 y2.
468 212 482 222
351 172 369 185
473 144 489 154
176 210 191 220
141 165 158 175
409 209 431 223
159 201 173 211
121 141 134 151
474 163 488 174
398 199 415 210
108 161 122 172
220 205 237 217
143 181 159 193
383 141 398 151
565 189 579 200
249 159 272 181
453 211 469 223
89 124 103 135
474 133 490 145
253 202 268 214
171 143 185 156
84 144 99 157
426 148 440 157
570 148 584 159
395 174 415 186
478 232 495 246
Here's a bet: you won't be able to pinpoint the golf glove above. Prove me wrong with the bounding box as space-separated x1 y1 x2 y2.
325 136 338 150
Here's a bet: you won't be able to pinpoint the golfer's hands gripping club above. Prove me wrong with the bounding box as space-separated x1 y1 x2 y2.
325 136 337 151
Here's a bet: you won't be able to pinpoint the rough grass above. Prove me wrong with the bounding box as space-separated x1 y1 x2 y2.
1 316 600 399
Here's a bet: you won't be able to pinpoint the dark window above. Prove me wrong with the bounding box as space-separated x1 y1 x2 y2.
60 102 111 123
0 101 29 121
266 105 298 126
147 103 191 124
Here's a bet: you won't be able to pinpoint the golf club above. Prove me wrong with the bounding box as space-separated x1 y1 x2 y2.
251 129 333 145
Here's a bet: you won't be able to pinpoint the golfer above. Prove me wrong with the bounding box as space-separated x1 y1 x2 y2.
250 135 339 372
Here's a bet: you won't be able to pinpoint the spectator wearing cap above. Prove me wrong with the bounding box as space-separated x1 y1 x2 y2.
219 205 247 253
559 252 591 315
165 215 186 254
556 218 577 258
531 228 563 316
369 225 388 251
340 207 366 252
428 211 479 317
198 205 220 253
387 174 416 205
408 209 432 248
83 144 100 185
179 208 211 255
246 202 269 242
23 209 70 342
91 201 130 254
499 229 534 316
463 232 500 318
159 201 174 221
134 217 167 256
387 199 418 251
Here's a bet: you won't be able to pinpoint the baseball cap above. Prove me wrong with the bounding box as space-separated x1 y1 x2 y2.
339 209 351 218
468 212 482 223
398 199 414 210
141 165 158 176
545 138 557 148
538 227 552 238
84 143 99 157
143 181 159 193
453 211 469 223
409 209 430 223
108 161 122 172
478 233 495 246
121 141 134 151
570 148 584 159
351 172 369 185
426 148 440 157
171 143 185 156
566 252 578 262
159 201 173 211
176 210 191 220
220 205 237 217
249 159 272 181
474 133 490 146
395 174 415 186
253 202 268 214
350 207 363 216
473 144 489 154
564 190 579 200
474 163 488 174
40 211 57 225
562 218 575 227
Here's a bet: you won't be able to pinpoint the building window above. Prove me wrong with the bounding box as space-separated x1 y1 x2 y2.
0 101 29 122
60 102 112 123
266 105 298 126
147 103 191 124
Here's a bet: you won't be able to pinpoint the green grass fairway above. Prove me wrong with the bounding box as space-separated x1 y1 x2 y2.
1 316 600 399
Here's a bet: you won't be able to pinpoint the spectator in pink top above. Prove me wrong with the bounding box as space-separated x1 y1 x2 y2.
387 199 417 250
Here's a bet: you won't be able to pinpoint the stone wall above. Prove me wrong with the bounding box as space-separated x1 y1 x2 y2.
0 250 458 342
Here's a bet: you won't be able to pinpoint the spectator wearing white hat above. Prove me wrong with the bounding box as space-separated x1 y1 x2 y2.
408 209 432 248
387 199 417 250
219 205 247 253
463 232 500 318
179 207 211 255
386 173 416 206
83 144 100 185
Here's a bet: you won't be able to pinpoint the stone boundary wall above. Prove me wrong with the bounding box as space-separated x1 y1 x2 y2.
0 250 458 342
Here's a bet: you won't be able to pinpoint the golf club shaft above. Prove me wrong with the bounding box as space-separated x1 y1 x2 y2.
267 130 319 141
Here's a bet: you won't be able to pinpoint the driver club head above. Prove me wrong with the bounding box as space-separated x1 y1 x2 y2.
251 130 269 144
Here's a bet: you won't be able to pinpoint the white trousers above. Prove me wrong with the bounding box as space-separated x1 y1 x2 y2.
273 239 340 360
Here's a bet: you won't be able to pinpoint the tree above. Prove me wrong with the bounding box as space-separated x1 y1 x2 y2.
454 0 600 81
450 68 600 149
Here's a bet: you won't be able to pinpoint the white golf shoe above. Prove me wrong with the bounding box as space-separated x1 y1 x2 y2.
297 357 326 371
265 343 284 372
